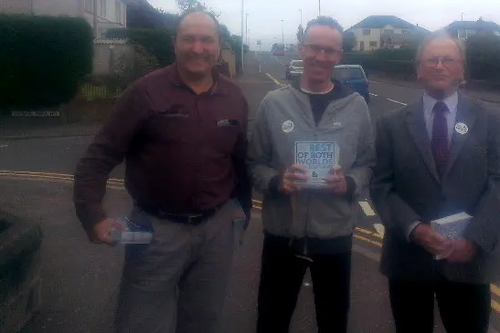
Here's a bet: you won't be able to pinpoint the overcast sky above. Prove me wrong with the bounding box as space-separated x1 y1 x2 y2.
148 0 500 49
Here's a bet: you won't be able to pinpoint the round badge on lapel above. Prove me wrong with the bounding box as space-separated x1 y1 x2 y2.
282 120 295 133
455 122 468 135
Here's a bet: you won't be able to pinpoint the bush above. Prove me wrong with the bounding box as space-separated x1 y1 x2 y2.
107 28 175 67
466 33 500 83
0 14 93 112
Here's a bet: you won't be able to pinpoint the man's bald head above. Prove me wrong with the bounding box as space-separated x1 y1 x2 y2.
174 9 222 79
175 10 221 40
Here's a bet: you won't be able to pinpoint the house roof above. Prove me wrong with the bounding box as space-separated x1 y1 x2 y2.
443 20 500 32
348 15 425 31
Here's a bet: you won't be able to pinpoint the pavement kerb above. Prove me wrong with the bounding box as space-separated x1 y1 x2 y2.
0 132 96 141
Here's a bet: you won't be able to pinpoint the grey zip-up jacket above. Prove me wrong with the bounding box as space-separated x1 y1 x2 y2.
248 83 375 246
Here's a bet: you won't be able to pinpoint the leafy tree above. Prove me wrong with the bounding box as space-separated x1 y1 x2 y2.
342 31 356 52
296 24 304 42
176 0 206 12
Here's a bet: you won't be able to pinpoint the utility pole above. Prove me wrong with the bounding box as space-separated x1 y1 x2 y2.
461 12 465 21
299 9 303 25
281 20 285 45
246 13 249 45
93 0 98 38
240 0 244 73
318 0 321 16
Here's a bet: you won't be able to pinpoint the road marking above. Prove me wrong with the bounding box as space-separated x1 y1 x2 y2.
355 227 372 236
0 170 124 184
354 234 383 247
266 73 284 87
359 201 376 216
373 223 385 238
387 98 407 106
273 56 285 66
369 93 378 97
492 284 500 298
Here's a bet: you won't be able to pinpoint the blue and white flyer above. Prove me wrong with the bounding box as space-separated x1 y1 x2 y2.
294 141 339 189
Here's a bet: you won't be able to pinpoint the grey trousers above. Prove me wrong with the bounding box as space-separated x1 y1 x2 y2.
115 199 245 333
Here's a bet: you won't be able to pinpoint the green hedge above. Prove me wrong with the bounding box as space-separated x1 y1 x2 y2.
342 50 416 78
107 28 175 67
0 14 93 112
342 37 500 84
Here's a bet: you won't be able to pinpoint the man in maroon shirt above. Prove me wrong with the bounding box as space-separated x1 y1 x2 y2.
73 10 251 333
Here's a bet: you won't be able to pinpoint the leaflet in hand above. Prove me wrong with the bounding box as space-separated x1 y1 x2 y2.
111 217 153 245
430 212 472 260
294 141 339 189
430 212 472 240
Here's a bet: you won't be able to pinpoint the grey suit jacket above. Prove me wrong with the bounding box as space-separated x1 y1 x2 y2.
370 94 500 283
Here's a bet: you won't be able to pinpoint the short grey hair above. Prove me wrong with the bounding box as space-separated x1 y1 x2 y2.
415 30 466 64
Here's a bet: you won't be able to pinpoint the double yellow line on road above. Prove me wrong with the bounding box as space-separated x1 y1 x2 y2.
0 170 125 190
2 171 500 314
252 198 500 314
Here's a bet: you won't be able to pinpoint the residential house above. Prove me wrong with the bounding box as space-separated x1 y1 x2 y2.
347 15 429 51
443 19 500 40
0 0 127 38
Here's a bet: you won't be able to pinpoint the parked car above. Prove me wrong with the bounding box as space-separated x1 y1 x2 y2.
286 60 303 80
332 64 370 103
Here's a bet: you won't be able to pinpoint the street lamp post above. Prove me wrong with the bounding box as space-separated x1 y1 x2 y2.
281 19 284 44
246 13 249 45
240 0 244 73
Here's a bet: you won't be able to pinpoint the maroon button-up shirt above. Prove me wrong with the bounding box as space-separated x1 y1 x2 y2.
73 65 251 229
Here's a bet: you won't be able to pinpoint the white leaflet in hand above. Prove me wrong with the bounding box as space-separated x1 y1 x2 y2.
431 212 472 260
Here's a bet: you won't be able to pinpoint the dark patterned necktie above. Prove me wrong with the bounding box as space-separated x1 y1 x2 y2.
431 101 449 177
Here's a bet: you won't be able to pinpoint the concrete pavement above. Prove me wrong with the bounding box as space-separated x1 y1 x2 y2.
0 52 499 332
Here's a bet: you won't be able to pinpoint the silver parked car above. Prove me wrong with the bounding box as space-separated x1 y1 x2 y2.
286 60 303 80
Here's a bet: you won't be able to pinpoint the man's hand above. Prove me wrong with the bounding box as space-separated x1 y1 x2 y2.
446 238 477 263
279 164 309 195
324 166 347 195
88 217 124 246
411 224 451 256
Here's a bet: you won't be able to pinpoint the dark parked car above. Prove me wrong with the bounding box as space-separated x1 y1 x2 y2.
286 60 303 80
332 64 370 103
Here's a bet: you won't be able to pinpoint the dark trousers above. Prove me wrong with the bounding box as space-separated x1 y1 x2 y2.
389 279 491 333
257 234 352 333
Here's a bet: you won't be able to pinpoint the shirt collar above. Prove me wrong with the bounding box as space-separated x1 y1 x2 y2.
171 63 224 95
423 91 459 114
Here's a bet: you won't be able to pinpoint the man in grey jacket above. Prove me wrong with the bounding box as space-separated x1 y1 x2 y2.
247 16 375 333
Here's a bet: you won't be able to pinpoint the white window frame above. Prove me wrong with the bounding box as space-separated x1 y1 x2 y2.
99 0 107 17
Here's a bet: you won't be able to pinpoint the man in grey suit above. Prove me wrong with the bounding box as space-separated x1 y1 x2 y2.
370 31 500 333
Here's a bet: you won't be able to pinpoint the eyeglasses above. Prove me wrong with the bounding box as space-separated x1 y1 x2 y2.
303 44 341 57
421 57 461 68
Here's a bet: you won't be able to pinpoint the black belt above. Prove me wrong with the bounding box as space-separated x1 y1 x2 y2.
139 204 221 225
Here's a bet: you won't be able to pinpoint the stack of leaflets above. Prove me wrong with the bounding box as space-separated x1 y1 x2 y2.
111 217 153 245
430 212 472 260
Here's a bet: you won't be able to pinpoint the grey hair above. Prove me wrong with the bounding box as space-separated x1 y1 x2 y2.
415 30 466 64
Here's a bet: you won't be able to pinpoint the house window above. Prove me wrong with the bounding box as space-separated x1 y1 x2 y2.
99 0 107 17
401 29 409 34
84 0 93 12
115 1 123 24
362 29 370 36
369 41 377 48
384 29 394 34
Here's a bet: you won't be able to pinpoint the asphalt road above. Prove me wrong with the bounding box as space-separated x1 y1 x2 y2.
1 52 499 332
